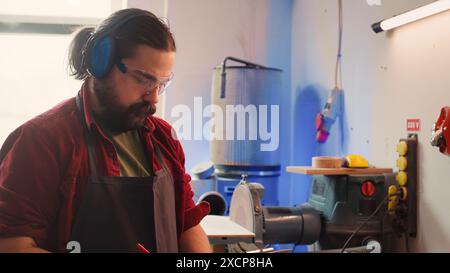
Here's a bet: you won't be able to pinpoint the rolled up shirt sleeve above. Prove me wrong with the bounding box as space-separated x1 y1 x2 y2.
0 123 60 249
182 173 210 232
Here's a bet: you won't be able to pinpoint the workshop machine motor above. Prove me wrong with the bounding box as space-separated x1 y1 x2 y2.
308 174 394 251
228 174 396 253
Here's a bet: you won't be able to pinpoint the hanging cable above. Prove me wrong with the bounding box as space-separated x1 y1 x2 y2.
315 0 345 144
404 231 411 253
334 0 343 90
341 191 402 253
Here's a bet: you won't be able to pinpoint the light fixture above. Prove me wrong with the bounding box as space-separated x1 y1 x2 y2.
372 0 450 33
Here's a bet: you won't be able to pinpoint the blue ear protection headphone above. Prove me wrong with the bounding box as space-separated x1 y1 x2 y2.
83 10 149 78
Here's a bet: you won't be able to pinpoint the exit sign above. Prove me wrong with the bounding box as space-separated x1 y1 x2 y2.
406 118 421 132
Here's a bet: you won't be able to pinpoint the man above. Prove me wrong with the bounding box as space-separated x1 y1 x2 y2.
0 8 211 253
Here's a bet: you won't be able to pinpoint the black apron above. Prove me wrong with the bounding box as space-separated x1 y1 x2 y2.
69 92 178 253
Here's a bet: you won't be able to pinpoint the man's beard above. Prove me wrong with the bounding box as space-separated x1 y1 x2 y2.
92 79 156 132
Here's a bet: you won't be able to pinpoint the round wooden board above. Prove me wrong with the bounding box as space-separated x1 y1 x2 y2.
312 156 343 168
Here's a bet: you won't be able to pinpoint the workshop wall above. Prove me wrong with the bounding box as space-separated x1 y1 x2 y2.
291 0 450 252
164 0 294 208
164 0 271 172
370 2 450 253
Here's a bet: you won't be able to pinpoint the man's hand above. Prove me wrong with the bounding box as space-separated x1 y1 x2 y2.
179 224 211 253
0 236 49 253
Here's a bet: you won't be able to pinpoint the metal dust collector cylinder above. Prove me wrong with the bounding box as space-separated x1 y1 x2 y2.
210 57 282 167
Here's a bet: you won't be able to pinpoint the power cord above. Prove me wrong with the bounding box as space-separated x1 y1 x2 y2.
404 231 410 253
334 0 344 90
341 192 400 253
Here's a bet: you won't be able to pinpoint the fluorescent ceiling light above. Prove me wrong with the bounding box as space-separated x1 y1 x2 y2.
372 0 450 33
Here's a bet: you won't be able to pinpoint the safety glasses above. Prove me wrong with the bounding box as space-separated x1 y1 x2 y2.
116 61 173 95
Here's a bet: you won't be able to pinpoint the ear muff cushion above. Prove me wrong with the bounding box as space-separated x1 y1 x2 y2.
88 35 115 78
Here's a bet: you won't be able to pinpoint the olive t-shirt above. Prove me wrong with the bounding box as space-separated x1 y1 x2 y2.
103 129 152 177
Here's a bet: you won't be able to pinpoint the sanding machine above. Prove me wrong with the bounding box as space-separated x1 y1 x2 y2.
225 137 418 253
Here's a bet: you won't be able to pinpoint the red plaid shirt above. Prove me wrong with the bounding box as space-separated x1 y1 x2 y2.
0 82 210 252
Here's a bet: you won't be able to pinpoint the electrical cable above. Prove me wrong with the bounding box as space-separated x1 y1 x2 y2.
334 0 344 90
404 231 410 253
379 207 389 250
340 192 401 253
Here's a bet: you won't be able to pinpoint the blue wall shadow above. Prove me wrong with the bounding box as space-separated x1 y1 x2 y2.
291 84 323 206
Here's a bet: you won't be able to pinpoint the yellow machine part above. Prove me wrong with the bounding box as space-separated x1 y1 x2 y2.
388 185 399 215
396 171 407 186
396 156 408 171
396 141 408 156
345 154 369 168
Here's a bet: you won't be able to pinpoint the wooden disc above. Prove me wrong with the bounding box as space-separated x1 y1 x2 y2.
312 156 343 168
